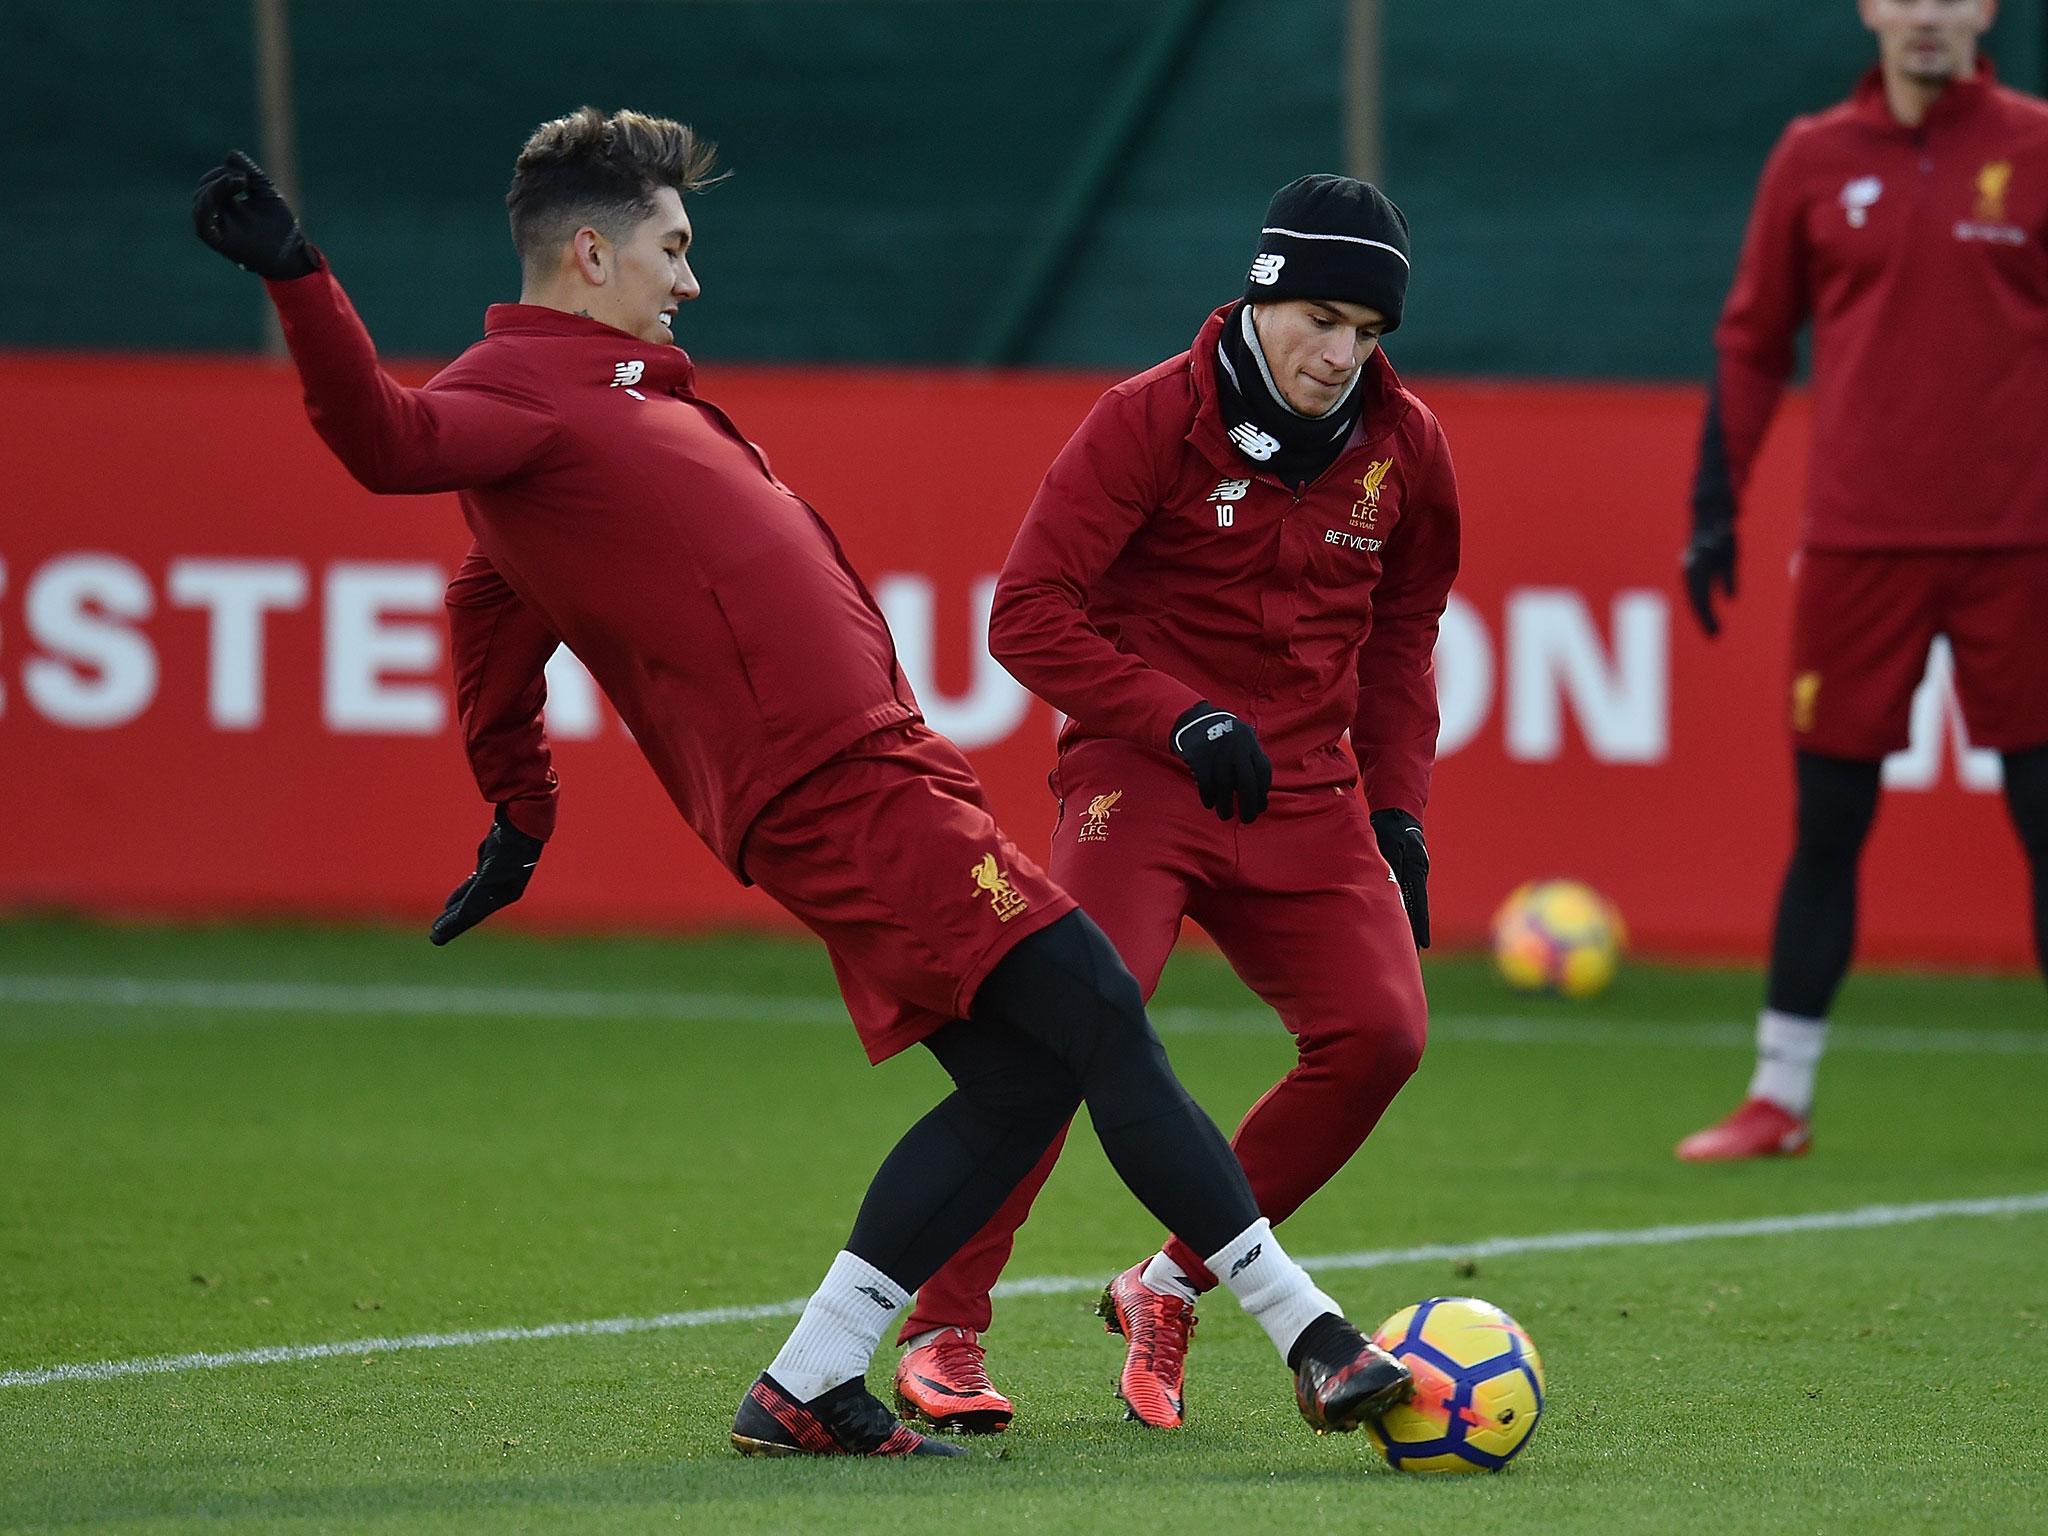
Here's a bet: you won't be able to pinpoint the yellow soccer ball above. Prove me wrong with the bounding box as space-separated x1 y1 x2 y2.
1366 1296 1546 1474
1490 879 1626 999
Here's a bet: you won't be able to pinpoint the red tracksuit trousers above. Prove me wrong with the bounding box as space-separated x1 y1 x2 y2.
900 736 1428 1338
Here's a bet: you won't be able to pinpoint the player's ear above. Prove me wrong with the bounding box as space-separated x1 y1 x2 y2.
571 226 609 285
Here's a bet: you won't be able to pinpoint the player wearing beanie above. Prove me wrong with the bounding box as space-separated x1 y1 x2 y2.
894 174 1459 1432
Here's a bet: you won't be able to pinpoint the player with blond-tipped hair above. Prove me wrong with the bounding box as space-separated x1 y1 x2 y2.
192 106 1416 1458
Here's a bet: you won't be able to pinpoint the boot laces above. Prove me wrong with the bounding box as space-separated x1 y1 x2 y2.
1130 1287 1197 1380
928 1328 996 1394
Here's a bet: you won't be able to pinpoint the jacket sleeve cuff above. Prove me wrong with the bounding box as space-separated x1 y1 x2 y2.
499 795 556 843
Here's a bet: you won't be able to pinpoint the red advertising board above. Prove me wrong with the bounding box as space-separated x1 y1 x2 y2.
0 354 2030 965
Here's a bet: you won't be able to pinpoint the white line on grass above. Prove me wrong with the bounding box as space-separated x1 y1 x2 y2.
3 974 2045 1056
5 1191 2044 1391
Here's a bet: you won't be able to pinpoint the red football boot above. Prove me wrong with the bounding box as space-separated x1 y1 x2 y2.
1675 1097 1812 1162
1097 1262 1197 1427
893 1327 1014 1434
730 1372 966 1458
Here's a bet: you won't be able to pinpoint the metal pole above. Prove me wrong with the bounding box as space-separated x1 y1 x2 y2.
253 0 299 356
1344 0 1382 185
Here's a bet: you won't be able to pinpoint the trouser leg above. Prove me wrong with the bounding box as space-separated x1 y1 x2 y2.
1161 802 1427 1287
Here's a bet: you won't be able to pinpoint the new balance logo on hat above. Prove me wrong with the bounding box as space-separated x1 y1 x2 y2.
1241 174 1411 335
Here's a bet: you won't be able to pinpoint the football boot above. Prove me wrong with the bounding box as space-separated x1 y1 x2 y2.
1290 1312 1414 1435
1675 1097 1812 1162
1097 1261 1198 1427
730 1372 966 1457
893 1327 1014 1433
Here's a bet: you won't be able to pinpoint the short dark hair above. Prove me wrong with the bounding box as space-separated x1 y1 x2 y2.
506 107 722 267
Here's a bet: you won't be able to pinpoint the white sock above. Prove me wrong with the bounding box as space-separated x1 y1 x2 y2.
900 1326 947 1352
1747 1008 1828 1117
1205 1218 1341 1361
1141 1251 1201 1304
765 1251 908 1401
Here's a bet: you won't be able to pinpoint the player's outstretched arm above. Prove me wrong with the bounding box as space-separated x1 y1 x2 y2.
192 152 559 495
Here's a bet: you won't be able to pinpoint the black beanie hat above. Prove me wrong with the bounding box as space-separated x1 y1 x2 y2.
1243 173 1410 331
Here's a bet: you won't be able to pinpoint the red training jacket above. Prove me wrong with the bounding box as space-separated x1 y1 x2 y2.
266 265 919 874
990 305 1461 818
1712 62 2048 549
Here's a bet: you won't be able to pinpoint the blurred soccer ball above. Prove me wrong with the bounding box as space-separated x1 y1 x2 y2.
1490 879 1626 999
1366 1296 1546 1474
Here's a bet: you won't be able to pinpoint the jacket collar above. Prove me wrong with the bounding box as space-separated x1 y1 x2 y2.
1185 301 1406 476
481 303 698 391
1849 56 1995 135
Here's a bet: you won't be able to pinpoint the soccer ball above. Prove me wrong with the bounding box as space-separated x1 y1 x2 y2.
1490 879 1626 999
1366 1296 1545 1474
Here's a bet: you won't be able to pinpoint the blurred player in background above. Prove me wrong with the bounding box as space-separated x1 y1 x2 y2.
192 109 1417 1457
1679 0 2048 1161
893 175 1459 1432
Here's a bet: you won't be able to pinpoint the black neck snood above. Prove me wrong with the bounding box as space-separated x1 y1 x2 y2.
1214 302 1364 490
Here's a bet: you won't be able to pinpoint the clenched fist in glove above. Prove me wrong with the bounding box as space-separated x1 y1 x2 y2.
192 150 318 279
1171 701 1272 824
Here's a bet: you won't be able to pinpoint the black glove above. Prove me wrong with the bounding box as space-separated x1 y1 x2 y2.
430 807 545 945
1682 520 1738 638
1171 701 1272 824
1370 808 1430 949
192 150 318 279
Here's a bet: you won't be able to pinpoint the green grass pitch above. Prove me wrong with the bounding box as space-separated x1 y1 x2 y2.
2 916 2045 1534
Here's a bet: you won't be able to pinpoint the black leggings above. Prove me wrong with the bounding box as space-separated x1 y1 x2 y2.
1765 752 1882 1018
843 910 1257 1292
2002 744 2048 978
1768 745 2048 1017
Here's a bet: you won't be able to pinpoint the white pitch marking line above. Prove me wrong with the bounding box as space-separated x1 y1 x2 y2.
4 1191 2044 1391
3 974 2044 1056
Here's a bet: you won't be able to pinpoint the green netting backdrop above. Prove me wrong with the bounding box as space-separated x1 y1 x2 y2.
1 0 2039 372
